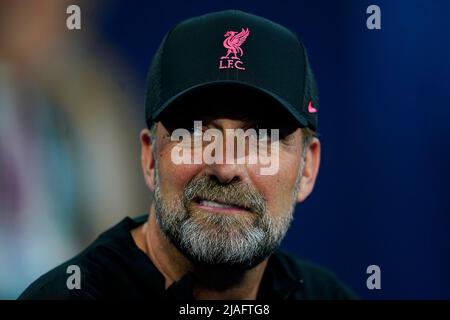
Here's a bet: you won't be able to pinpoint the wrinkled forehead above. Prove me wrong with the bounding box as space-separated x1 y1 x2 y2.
156 85 299 129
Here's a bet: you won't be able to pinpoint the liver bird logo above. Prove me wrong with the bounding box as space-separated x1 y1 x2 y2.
221 28 250 60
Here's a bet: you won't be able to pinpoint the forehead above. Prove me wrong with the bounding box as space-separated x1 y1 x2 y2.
156 85 299 128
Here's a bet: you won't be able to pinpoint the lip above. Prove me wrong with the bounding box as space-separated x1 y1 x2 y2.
192 198 252 214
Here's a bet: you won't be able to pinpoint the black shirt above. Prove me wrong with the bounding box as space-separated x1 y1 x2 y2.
18 215 356 300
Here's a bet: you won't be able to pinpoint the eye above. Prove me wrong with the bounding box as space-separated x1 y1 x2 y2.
192 127 203 137
257 129 269 140
187 123 206 138
255 122 274 140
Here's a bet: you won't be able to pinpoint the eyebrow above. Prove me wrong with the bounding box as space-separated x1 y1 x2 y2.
193 118 256 130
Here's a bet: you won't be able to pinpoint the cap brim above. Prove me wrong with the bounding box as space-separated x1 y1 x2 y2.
150 80 309 128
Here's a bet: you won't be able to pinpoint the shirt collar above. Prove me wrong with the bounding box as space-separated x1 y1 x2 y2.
165 251 304 300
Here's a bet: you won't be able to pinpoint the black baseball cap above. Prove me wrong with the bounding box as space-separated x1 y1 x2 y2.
145 9 319 130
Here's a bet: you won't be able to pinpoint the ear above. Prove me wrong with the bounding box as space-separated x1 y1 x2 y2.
140 127 156 192
296 137 321 203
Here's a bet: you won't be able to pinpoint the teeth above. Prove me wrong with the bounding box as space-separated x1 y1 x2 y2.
199 200 239 209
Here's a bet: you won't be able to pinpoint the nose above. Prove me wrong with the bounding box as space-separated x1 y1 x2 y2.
201 118 251 184
204 162 245 184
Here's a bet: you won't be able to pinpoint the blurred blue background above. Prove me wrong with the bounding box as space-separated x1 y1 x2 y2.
1 0 449 299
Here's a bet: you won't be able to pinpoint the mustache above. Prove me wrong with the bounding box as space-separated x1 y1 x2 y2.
182 176 267 216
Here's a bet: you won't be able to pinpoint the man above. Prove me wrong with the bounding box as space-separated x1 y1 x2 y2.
19 10 355 300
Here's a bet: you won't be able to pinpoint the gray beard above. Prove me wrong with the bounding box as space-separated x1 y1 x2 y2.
153 168 302 270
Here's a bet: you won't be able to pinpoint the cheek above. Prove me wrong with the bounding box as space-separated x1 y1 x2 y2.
249 154 301 216
156 143 201 201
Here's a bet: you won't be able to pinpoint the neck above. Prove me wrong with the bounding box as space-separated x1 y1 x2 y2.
131 206 269 300
192 260 267 300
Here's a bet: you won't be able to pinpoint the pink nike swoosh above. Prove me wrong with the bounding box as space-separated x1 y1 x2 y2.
308 100 317 113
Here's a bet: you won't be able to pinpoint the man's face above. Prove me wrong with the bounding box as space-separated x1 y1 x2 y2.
142 88 318 269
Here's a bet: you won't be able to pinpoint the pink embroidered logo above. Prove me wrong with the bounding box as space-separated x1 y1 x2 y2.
219 28 250 71
307 100 317 113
